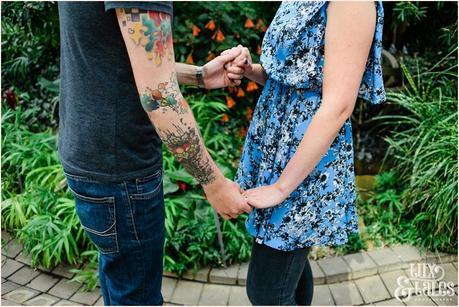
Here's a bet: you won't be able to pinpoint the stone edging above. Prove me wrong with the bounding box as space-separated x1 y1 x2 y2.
2 229 457 288
164 244 458 286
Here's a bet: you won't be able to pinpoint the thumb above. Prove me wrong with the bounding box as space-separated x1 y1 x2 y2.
217 49 242 64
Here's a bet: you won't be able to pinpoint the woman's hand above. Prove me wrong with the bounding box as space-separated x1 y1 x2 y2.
222 45 253 81
202 47 245 89
223 45 269 86
243 183 288 209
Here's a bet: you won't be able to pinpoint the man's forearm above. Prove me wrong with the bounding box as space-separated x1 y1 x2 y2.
155 119 222 186
141 72 224 186
175 63 199 86
115 8 223 187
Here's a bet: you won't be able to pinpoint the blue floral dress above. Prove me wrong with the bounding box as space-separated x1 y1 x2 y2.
235 1 386 251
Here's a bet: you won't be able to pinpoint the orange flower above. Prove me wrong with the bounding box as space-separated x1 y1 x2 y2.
246 107 253 121
186 54 194 64
245 18 254 28
239 126 248 138
212 29 225 42
221 114 230 122
261 25 267 32
205 20 216 31
237 88 245 97
192 25 201 37
207 53 216 61
226 96 236 108
257 45 262 55
246 81 259 92
256 19 264 30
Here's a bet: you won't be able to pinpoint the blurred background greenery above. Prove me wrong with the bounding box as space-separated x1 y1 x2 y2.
1 1 457 291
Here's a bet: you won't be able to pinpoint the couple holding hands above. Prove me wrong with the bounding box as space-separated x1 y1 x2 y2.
58 1 385 305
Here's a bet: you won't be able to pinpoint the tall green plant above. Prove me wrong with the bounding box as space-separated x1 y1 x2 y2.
367 54 458 252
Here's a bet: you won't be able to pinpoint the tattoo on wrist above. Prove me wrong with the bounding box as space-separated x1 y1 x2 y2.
141 72 188 114
118 8 173 65
158 124 216 185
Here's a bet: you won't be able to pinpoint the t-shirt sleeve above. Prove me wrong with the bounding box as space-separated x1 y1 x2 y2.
104 1 173 17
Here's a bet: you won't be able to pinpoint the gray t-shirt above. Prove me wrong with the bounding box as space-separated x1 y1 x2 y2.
58 1 173 182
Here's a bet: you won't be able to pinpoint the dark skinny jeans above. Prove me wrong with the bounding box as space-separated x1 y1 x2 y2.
246 240 314 305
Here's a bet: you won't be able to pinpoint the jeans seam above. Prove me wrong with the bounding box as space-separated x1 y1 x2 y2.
122 182 140 244
279 251 296 305
135 168 162 184
129 179 163 200
68 185 115 204
64 171 100 183
97 200 119 255
82 221 116 236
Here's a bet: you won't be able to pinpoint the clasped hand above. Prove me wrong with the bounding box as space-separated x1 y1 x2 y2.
202 46 289 219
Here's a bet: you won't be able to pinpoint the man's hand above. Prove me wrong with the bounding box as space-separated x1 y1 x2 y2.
202 48 246 89
203 177 252 220
221 45 254 83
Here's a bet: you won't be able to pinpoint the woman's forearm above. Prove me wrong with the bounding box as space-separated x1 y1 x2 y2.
276 1 375 197
245 64 268 86
276 104 353 196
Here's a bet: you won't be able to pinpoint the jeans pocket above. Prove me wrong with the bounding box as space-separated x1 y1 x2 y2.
130 169 163 199
67 178 119 254
128 171 165 244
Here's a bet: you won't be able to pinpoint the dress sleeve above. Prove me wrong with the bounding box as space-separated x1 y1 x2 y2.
357 1 386 105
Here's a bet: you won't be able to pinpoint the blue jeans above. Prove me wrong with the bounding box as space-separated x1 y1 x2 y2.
246 240 314 305
65 169 165 305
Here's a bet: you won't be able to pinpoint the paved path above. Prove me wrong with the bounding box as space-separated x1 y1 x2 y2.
2 230 458 306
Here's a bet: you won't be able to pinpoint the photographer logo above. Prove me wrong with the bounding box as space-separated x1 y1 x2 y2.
394 263 455 303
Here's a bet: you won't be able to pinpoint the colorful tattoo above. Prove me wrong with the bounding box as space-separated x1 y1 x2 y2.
119 8 173 65
158 124 216 185
140 73 188 114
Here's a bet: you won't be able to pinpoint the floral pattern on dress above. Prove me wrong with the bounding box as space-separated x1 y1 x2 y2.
235 1 386 251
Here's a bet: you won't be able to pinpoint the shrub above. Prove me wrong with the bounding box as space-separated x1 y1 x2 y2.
1 94 251 290
360 53 458 253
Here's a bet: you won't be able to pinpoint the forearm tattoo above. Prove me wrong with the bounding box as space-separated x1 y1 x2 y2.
141 72 188 114
118 8 173 65
158 124 216 185
118 8 216 185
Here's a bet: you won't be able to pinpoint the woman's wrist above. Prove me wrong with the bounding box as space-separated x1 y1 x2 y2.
244 64 267 86
274 179 294 200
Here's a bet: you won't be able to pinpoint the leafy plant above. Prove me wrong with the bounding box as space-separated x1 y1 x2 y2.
361 53 458 253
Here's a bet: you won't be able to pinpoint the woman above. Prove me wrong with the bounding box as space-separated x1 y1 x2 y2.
224 1 385 305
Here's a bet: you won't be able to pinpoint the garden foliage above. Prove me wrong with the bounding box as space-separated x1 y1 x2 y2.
1 1 457 290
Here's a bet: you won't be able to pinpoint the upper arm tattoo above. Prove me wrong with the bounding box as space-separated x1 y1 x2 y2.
118 8 217 186
118 8 173 65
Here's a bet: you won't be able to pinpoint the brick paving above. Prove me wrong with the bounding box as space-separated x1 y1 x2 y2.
1 231 458 306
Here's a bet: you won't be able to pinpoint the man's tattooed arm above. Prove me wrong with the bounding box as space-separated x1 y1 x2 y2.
157 124 216 185
115 8 223 186
117 8 173 65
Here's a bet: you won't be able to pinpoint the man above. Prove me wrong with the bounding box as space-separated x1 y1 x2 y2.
58 1 250 305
